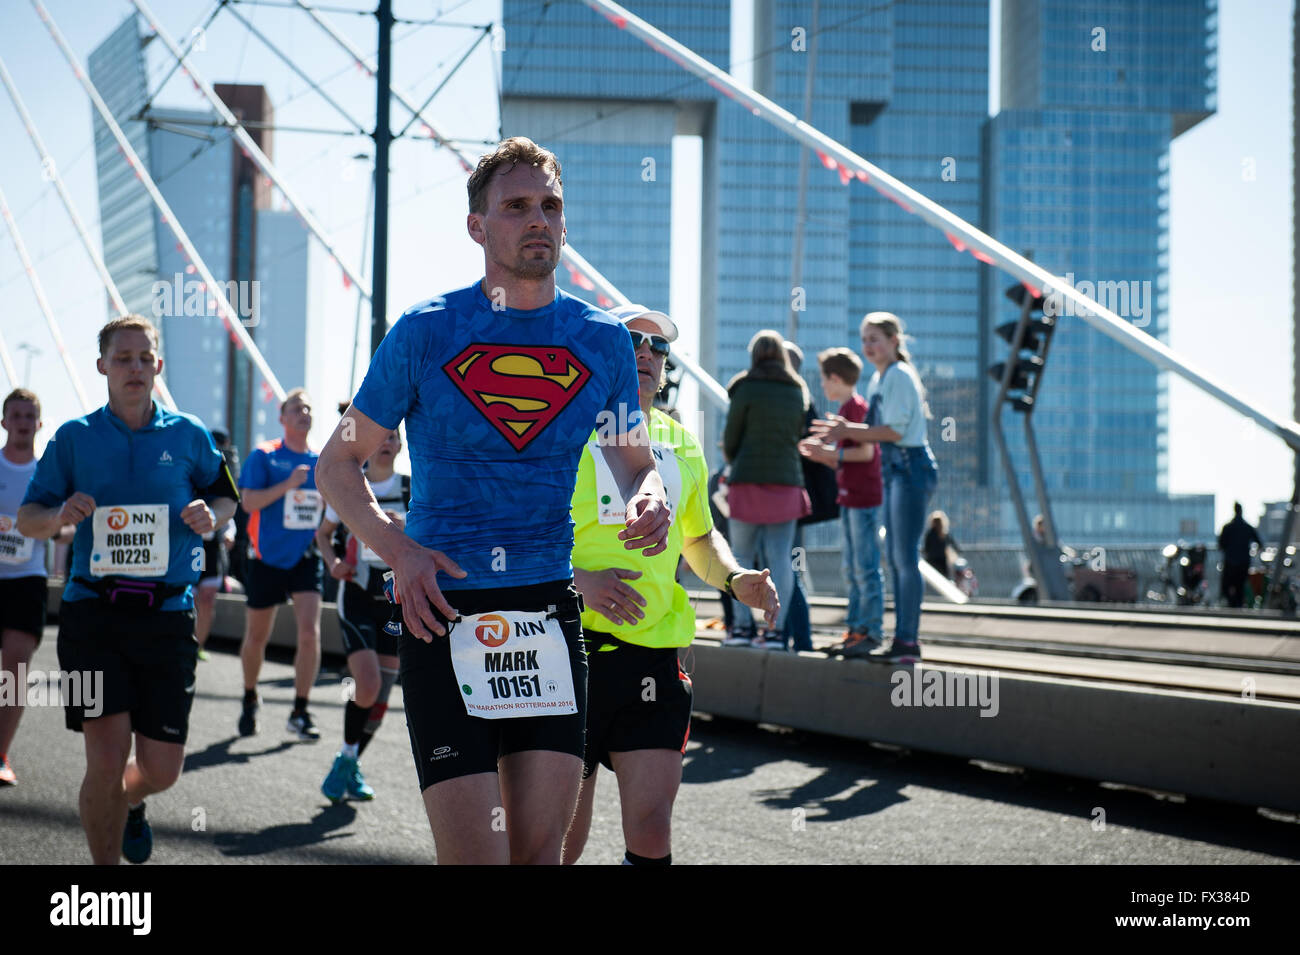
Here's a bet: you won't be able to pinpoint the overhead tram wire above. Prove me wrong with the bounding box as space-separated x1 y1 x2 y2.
135 0 224 123
582 0 1300 452
30 0 287 401
227 0 488 28
394 27 490 139
128 0 372 301
0 55 178 407
0 184 92 410
291 0 731 409
222 0 369 134
140 114 367 138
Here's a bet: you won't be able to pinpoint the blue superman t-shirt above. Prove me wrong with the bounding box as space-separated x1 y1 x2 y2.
352 281 641 589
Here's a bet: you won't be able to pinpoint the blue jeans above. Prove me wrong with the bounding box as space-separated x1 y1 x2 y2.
786 572 812 651
729 518 797 639
841 505 884 637
881 444 938 645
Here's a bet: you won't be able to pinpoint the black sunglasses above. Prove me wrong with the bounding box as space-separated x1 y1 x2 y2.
629 330 671 356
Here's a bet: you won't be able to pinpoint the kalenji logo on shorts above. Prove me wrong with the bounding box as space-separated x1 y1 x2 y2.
475 614 510 648
443 344 591 451
106 508 130 531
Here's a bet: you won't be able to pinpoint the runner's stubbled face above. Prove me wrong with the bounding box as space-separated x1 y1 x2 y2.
469 162 565 282
96 328 161 406
280 396 313 438
1 399 40 447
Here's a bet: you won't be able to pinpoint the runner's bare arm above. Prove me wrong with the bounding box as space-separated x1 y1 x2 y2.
181 497 237 535
240 466 310 513
681 529 779 628
18 493 96 540
314 516 339 562
317 404 464 640
315 516 355 582
599 422 671 557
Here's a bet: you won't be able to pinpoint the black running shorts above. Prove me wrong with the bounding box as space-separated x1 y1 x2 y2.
581 631 693 779
399 579 587 790
0 575 49 645
244 554 323 609
337 580 399 657
198 535 228 587
56 598 198 743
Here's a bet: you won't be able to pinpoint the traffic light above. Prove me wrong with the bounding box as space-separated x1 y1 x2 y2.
995 316 1055 353
988 355 1044 391
991 282 1056 414
1004 283 1046 311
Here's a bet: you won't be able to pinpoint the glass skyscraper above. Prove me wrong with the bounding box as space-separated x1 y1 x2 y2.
88 14 318 455
985 0 1217 541
501 0 1215 546
502 0 990 529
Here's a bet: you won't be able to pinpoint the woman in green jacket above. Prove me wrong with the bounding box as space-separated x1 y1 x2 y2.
722 329 810 650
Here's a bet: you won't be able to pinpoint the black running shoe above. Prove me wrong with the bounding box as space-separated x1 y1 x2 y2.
122 803 152 864
287 710 321 741
238 700 259 737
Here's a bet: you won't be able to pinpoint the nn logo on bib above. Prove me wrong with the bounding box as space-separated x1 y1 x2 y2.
106 508 131 531
475 614 510 648
443 344 591 451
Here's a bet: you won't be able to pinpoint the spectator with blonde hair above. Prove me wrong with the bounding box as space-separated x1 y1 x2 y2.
813 312 937 664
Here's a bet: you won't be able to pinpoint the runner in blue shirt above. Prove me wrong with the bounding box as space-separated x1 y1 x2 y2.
18 315 238 864
235 389 325 740
317 137 670 865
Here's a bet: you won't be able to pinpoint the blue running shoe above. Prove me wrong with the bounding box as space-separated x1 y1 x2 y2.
122 803 152 864
346 760 375 801
321 752 352 804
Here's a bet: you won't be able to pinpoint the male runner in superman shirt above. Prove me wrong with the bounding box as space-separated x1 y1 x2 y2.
316 137 670 865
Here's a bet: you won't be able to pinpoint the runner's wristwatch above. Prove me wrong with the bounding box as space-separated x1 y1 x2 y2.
724 570 741 597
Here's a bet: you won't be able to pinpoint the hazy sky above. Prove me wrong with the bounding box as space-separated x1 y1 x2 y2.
0 0 1293 535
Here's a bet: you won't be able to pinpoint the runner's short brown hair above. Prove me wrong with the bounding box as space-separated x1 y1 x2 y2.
98 315 160 357
467 137 562 215
2 388 39 418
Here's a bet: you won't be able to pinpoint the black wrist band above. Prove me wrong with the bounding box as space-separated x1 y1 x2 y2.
724 570 741 597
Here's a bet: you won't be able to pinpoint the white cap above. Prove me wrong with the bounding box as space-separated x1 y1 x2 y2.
607 304 679 343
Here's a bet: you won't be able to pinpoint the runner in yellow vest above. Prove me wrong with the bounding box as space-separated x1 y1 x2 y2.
562 305 779 865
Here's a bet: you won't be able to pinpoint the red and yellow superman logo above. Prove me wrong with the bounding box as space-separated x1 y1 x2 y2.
443 344 592 451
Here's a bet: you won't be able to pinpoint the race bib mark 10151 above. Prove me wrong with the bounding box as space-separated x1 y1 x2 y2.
449 609 578 720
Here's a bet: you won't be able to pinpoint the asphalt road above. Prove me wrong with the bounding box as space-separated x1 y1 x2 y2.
2 628 1295 865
